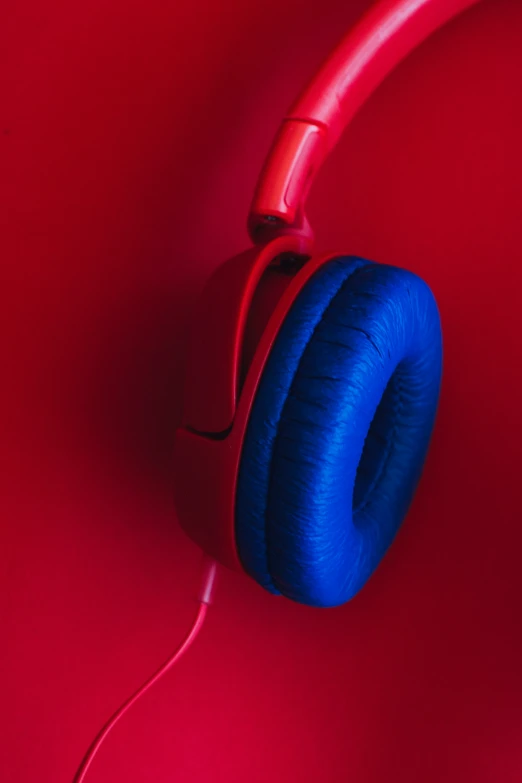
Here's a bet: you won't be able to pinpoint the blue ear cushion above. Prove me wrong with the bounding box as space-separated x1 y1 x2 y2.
235 256 443 608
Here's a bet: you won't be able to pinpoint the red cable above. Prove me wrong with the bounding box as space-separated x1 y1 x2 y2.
72 557 218 783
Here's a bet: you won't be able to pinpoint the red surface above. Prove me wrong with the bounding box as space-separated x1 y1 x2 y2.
2 1 522 782
250 0 481 239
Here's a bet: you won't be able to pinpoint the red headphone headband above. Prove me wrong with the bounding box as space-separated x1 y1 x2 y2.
248 0 481 243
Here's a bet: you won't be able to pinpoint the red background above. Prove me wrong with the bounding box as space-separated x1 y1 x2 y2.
2 1 522 781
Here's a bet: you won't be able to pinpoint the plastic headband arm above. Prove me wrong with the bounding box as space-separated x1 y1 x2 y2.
248 0 481 242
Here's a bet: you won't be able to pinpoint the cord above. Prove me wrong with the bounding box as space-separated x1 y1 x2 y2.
72 556 219 783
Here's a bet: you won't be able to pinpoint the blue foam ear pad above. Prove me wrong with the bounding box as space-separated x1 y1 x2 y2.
236 256 442 608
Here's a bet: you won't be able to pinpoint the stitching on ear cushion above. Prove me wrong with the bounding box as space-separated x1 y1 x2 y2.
236 257 442 607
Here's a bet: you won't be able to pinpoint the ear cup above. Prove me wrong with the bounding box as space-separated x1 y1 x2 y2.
236 256 442 607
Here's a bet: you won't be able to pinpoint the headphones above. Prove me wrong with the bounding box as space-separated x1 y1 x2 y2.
173 0 482 608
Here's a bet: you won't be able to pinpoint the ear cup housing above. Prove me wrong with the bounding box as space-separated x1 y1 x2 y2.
235 256 442 607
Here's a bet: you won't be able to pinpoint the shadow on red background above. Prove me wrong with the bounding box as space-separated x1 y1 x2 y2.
2 1 522 781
